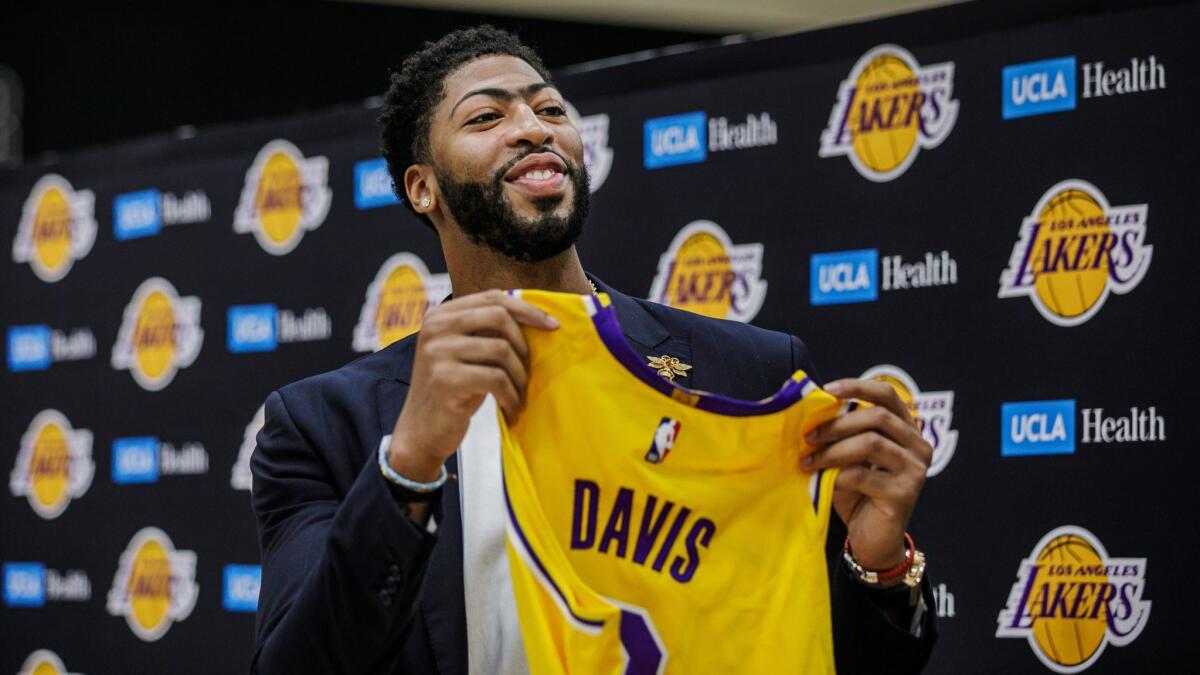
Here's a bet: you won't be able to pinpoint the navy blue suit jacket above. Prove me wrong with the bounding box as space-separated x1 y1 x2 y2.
251 276 936 674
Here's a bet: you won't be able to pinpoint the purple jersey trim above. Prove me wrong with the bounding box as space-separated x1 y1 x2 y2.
502 466 606 630
591 298 812 417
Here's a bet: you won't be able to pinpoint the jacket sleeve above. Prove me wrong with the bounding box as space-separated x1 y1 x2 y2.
790 335 938 673
249 387 436 674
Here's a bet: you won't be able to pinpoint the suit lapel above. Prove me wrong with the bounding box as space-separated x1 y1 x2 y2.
589 274 695 386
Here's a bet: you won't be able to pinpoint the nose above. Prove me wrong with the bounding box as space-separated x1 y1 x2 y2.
505 104 554 148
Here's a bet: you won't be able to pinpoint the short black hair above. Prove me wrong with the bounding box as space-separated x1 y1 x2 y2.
378 25 553 228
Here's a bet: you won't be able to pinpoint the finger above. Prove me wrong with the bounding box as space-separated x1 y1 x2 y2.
436 335 528 397
803 430 909 473
806 405 924 450
430 305 531 362
833 465 902 510
446 362 523 419
824 378 915 427
442 289 559 329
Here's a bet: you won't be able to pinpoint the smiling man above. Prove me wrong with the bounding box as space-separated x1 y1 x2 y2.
251 26 936 674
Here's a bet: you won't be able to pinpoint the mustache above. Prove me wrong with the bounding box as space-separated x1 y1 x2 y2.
492 146 576 184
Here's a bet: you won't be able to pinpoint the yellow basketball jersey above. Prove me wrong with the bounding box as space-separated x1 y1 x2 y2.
498 290 847 674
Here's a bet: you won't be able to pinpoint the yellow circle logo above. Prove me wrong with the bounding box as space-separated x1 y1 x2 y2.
999 180 1153 326
353 253 451 352
111 278 204 391
234 139 331 255
106 527 198 641
819 45 959 182
859 365 958 476
649 220 766 323
12 175 97 282
11 410 94 519
18 650 72 675
997 525 1151 673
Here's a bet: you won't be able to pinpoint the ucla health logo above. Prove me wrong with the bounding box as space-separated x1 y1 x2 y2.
644 111 777 169
820 45 958 182
354 158 400 209
9 410 93 519
999 180 1152 326
231 404 265 490
17 650 79 675
811 248 958 305
107 527 198 641
227 304 331 353
223 564 261 612
353 253 451 352
861 365 958 476
12 174 97 282
111 277 203 391
234 139 331 255
1002 400 1076 456
566 102 613 192
648 220 766 323
111 437 208 484
4 562 91 607
113 188 211 240
1003 57 1077 119
997 526 1150 672
7 323 96 372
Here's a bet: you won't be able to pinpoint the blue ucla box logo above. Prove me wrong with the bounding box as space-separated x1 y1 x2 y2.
228 304 278 353
810 249 878 305
7 325 51 372
1001 400 1076 456
113 189 163 240
223 564 261 612
4 562 46 607
354 158 400 210
1002 57 1076 120
644 112 707 169
112 437 160 484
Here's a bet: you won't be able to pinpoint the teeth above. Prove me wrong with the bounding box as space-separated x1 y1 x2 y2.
521 169 555 180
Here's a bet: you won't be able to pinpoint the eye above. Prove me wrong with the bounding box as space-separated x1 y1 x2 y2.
467 112 501 125
538 105 567 117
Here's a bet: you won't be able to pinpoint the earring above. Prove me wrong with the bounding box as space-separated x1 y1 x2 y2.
420 197 431 208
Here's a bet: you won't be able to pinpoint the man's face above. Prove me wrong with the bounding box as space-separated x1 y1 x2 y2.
426 55 589 263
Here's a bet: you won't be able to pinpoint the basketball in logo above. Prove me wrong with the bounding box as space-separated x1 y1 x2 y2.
999 180 1152 326
9 409 94 519
11 174 97 282
107 527 198 641
17 650 75 675
234 139 331 255
997 525 1151 673
648 220 766 323
819 44 958 182
860 365 957 476
352 252 451 352
111 277 204 391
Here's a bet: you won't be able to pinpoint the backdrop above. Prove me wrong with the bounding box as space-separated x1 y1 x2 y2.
2 1 1195 672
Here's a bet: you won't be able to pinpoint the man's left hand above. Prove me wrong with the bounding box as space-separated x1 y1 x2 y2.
803 378 933 586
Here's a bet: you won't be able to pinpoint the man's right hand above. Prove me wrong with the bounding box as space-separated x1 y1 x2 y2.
386 289 559 483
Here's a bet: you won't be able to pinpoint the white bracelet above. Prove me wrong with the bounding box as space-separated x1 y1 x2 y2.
377 435 448 492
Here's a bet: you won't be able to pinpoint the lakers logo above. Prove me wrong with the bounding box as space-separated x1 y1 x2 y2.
860 365 958 476
11 174 97 282
819 45 958 182
111 277 204 391
231 403 264 491
9 410 94 519
18 650 77 675
648 220 766 323
997 526 1150 673
352 252 451 352
999 180 1152 326
106 527 198 641
566 102 613 193
233 139 331 255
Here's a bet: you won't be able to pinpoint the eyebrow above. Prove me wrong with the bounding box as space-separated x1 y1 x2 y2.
449 82 556 118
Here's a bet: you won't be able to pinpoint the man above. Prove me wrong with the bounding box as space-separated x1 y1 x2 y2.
252 26 936 674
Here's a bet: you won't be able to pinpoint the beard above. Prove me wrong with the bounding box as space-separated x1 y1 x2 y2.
435 149 590 263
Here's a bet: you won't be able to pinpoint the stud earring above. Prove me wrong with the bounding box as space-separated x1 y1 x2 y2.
420 197 431 208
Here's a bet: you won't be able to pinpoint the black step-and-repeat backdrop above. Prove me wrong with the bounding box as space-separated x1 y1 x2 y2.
2 1 1196 672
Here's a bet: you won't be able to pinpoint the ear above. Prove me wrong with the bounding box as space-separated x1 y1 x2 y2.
403 165 438 213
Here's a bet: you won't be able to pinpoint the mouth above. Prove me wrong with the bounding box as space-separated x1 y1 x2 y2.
503 152 569 198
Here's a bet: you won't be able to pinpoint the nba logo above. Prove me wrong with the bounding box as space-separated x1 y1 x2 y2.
645 418 681 464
